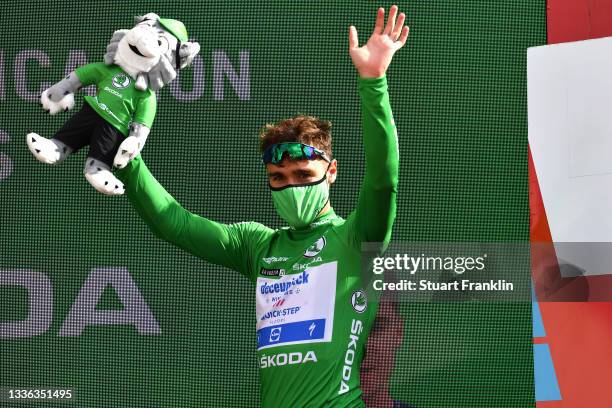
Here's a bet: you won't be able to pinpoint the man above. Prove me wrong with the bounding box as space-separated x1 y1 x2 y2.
361 297 417 408
115 5 408 407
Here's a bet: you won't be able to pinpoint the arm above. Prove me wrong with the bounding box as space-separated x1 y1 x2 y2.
40 62 105 115
346 5 408 246
44 72 81 102
349 75 399 245
114 155 272 277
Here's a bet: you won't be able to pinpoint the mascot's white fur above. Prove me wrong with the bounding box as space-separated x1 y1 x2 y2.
26 13 199 195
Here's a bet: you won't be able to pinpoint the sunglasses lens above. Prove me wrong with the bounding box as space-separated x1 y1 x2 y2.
263 143 326 164
262 149 272 164
302 145 314 159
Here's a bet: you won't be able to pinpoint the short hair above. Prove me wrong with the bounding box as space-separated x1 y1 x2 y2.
259 114 333 159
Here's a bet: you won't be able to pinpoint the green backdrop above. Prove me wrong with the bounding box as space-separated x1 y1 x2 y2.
0 1 544 407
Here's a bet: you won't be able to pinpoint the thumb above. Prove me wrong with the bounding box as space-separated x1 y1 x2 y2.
349 26 359 50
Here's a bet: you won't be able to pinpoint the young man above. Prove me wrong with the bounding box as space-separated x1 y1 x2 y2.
115 6 408 407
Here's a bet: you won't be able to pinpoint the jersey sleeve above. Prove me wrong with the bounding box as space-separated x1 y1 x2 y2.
74 62 107 87
115 155 274 279
345 75 399 251
132 92 157 128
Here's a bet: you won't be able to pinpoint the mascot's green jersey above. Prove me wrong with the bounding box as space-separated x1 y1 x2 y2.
115 75 398 407
75 62 157 136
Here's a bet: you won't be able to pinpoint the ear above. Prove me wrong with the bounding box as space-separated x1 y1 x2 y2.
134 12 160 24
177 41 201 69
328 159 338 184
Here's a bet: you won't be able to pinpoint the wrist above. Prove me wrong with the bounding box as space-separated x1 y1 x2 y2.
357 68 386 79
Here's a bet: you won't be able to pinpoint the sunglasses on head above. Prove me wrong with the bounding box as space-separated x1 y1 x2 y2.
262 142 331 165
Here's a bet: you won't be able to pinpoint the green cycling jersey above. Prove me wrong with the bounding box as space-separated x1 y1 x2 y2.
115 75 399 407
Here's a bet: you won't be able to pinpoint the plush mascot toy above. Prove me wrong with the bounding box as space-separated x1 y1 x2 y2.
26 13 200 195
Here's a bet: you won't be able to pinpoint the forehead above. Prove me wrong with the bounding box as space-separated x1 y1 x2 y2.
265 158 328 173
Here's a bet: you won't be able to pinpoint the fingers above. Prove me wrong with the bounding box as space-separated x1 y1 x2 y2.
391 12 405 41
394 25 410 48
374 7 384 34
349 26 359 50
383 5 398 35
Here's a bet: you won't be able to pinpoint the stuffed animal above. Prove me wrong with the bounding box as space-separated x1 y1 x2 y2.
26 13 200 195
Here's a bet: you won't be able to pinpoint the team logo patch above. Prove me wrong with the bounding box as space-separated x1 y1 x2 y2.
351 290 367 313
112 73 131 89
304 236 326 258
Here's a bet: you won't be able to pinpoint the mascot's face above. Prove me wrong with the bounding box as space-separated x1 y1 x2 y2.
114 14 179 77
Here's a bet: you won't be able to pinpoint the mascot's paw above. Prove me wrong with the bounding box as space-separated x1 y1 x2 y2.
40 89 75 115
84 158 125 196
113 136 141 169
26 132 65 164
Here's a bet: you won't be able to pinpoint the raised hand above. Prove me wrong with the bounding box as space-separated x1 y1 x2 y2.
349 5 410 78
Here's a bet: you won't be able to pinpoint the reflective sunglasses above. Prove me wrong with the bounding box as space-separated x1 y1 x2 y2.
262 142 331 165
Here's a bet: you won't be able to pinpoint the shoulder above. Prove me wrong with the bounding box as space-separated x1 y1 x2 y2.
75 62 109 75
230 221 277 242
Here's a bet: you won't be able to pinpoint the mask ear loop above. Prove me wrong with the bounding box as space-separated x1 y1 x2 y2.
313 161 333 220
175 41 181 70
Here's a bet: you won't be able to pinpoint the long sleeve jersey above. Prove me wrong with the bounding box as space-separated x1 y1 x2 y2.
115 75 399 408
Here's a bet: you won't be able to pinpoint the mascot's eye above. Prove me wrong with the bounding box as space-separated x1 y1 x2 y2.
158 36 170 53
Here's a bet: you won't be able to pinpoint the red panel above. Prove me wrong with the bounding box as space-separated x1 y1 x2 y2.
548 0 612 44
537 302 612 407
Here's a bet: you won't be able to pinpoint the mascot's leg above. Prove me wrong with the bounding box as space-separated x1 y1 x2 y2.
27 103 99 165
83 157 125 196
26 132 73 164
84 119 127 196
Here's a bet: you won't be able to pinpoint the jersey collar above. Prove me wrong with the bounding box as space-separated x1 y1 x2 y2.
285 208 339 237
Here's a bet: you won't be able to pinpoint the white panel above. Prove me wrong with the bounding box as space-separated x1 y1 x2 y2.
528 36 612 275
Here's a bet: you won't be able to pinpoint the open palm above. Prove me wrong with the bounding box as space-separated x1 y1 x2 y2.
349 5 410 78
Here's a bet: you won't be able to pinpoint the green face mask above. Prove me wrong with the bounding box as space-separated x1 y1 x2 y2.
271 173 330 228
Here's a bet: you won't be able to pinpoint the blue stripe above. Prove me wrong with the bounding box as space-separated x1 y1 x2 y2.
532 282 546 337
257 319 326 348
532 299 546 338
534 344 562 401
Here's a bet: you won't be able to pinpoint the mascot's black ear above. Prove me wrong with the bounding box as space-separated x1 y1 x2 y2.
134 12 160 25
177 41 201 69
